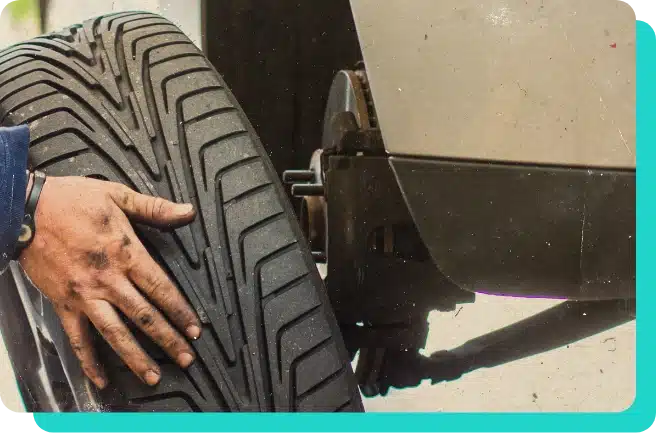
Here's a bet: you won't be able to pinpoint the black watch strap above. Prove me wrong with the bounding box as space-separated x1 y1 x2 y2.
14 171 46 259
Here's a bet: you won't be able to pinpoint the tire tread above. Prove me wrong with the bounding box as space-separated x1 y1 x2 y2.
0 12 361 412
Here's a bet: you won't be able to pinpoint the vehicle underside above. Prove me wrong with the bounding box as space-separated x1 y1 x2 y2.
0 0 636 411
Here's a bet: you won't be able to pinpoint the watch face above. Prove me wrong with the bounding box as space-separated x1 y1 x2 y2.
17 224 32 243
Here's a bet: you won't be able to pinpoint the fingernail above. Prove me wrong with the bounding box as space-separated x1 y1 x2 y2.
96 376 107 390
186 325 201 340
177 352 194 369
178 204 194 216
144 370 161 386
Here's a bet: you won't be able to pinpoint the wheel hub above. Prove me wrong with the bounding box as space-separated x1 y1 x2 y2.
283 69 375 267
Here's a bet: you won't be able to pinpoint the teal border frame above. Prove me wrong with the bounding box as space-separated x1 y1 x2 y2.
31 21 655 433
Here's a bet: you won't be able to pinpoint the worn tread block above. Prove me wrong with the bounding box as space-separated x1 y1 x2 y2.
297 370 351 412
294 341 342 397
259 247 307 299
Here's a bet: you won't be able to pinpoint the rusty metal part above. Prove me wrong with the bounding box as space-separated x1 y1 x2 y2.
322 70 372 142
297 150 327 254
288 69 374 264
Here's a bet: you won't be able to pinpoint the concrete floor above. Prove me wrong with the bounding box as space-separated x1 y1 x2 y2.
362 296 635 412
0 0 636 414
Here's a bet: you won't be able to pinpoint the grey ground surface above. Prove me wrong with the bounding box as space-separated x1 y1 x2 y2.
0 0 636 413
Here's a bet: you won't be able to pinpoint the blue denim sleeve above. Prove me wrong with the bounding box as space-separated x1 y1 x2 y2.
0 125 30 272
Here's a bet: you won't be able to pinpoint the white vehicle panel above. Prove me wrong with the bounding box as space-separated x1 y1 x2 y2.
351 0 636 168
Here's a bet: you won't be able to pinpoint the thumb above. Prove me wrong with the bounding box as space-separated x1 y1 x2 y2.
110 184 196 228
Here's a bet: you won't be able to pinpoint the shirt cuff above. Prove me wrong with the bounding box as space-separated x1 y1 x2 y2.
0 125 30 272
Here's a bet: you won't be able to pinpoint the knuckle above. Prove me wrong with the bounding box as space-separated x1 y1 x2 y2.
68 336 86 353
114 327 131 343
173 306 194 323
154 197 165 217
116 186 136 209
108 235 133 262
92 274 115 293
134 305 157 328
161 295 183 318
86 249 111 271
98 322 124 340
56 300 75 312
114 183 130 197
144 273 168 296
111 184 128 201
162 332 183 351
66 280 85 301
80 356 99 371
158 290 175 306
149 197 165 220
125 254 141 274
143 197 154 218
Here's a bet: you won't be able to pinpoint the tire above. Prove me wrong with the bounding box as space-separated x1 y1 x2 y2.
0 12 362 412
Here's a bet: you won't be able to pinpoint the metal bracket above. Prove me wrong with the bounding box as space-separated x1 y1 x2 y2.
323 151 475 326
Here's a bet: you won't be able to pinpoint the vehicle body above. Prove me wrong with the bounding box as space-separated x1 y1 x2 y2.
0 0 636 410
353 0 635 300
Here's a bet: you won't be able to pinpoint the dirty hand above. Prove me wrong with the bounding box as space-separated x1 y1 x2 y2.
19 175 202 389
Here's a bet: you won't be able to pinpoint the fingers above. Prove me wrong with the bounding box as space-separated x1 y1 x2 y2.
110 280 195 369
59 311 107 389
109 184 196 229
128 248 201 340
85 300 161 386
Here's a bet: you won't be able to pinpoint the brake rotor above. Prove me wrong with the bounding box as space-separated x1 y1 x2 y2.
322 69 374 146
298 69 375 265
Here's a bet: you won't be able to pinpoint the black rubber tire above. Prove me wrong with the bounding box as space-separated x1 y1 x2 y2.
0 12 362 412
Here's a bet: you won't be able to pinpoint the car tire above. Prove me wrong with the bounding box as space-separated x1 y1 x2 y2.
0 11 362 413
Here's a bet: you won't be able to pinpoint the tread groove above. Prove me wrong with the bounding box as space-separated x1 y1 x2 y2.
237 212 286 281
150 50 201 68
129 29 184 59
296 366 344 401
251 241 302 409
275 305 322 382
161 66 212 112
0 90 59 123
202 131 252 188
20 105 95 132
261 271 309 305
335 401 354 412
34 147 90 169
223 183 274 206
289 335 333 409
0 67 63 92
129 391 202 412
184 106 238 126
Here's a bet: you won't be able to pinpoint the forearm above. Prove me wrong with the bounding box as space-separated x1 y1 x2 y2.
0 125 30 272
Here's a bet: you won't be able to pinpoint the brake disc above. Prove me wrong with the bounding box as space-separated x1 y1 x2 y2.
288 69 376 269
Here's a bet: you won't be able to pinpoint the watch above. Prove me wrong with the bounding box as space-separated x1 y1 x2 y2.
14 170 46 259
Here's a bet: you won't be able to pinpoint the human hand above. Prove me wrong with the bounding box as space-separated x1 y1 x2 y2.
19 176 202 389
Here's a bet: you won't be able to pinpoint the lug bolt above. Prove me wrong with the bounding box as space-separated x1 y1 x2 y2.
283 170 315 184
292 184 324 197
